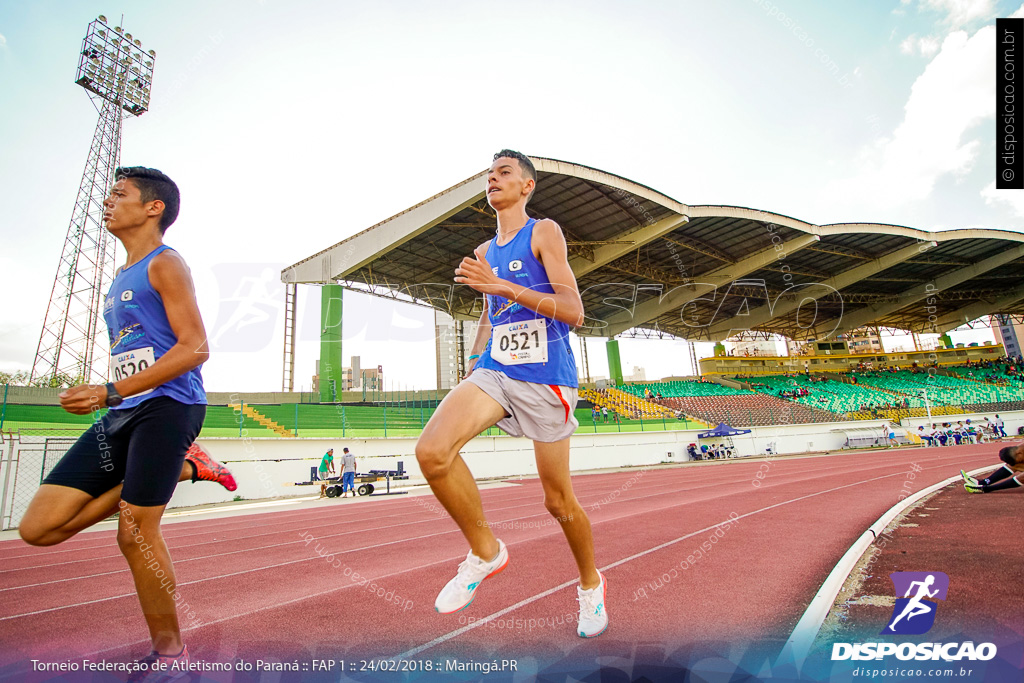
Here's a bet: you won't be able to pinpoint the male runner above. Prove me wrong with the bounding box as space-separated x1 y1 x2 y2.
415 150 606 638
18 167 235 678
962 444 1024 493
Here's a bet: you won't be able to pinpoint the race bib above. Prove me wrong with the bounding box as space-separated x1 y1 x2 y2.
491 319 548 365
110 346 155 396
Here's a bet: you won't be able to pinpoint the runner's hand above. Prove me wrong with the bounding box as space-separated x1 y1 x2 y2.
455 248 511 296
59 384 109 414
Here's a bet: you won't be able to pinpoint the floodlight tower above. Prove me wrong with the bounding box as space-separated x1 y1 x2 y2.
31 15 156 386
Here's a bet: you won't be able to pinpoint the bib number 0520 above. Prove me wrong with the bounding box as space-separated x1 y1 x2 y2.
110 346 156 396
492 319 548 365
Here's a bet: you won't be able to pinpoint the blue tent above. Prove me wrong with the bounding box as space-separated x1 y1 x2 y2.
697 422 752 438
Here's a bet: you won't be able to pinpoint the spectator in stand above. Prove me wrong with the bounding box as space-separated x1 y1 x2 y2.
952 422 965 445
602 406 609 423
965 420 980 444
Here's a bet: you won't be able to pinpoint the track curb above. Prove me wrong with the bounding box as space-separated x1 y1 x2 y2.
775 465 990 669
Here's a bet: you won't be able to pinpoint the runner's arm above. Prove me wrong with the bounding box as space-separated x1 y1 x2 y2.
60 250 209 414
454 221 584 328
462 240 494 377
464 307 492 377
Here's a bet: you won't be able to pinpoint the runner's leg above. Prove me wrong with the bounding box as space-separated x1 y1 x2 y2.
416 381 507 560
20 464 193 546
117 501 182 655
533 439 600 590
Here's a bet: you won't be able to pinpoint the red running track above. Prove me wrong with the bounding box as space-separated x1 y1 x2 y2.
0 444 1002 678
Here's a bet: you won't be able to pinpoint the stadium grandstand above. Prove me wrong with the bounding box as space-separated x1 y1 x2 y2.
4 155 1024 528
6 156 1024 433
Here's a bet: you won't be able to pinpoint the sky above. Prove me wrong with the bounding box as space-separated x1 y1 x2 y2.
0 0 1021 392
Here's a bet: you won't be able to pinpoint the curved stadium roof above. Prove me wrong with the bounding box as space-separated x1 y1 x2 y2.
283 157 1024 342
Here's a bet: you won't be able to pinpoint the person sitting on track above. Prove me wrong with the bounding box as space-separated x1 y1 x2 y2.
963 445 1024 493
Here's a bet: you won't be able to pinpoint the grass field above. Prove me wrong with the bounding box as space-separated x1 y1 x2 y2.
2 410 706 439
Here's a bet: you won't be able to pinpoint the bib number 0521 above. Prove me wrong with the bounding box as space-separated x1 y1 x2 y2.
492 319 548 365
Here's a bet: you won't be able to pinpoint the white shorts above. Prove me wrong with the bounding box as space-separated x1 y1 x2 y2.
465 368 578 442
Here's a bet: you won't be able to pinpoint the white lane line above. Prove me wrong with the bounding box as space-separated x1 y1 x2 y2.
0 447 913 561
0 467 743 574
391 467 921 660
0 447 931 563
0 452 961 593
0 455 965 675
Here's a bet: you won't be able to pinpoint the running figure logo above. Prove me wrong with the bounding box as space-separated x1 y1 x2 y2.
881 571 949 635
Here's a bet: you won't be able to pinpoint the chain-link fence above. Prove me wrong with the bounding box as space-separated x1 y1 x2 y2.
1 431 79 530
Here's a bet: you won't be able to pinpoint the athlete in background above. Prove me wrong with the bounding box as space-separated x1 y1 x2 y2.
962 444 1024 493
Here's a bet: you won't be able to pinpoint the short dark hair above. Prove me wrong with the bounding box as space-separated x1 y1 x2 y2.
493 148 536 187
115 166 180 232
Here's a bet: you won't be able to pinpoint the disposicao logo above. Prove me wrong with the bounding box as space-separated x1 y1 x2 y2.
882 571 948 635
831 571 997 662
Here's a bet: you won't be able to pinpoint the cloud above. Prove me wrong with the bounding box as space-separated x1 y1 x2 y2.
899 34 941 56
826 26 994 209
917 0 996 29
0 33 7 48
980 181 1024 219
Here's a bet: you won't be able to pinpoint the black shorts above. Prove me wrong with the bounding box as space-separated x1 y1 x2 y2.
42 396 206 507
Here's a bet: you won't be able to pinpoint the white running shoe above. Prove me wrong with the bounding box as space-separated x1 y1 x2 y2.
576 573 608 638
434 540 509 614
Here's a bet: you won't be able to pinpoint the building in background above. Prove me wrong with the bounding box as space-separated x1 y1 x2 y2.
435 311 478 390
991 315 1024 358
727 339 778 357
624 366 646 382
843 328 883 354
314 356 381 395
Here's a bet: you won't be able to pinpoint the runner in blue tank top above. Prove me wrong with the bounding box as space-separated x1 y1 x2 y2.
416 150 607 638
19 167 236 676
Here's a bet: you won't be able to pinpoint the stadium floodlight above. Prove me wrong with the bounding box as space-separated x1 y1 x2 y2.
31 15 158 387
74 17 155 116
